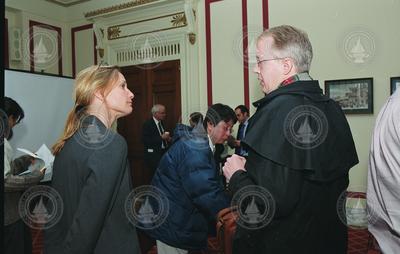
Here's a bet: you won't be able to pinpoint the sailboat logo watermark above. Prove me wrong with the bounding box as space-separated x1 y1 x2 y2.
125 185 169 229
18 185 63 229
342 29 376 65
232 25 264 68
232 185 275 230
74 108 115 150
284 105 328 150
336 186 379 229
22 26 60 71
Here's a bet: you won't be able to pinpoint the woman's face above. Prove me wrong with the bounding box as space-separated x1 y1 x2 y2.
105 72 134 119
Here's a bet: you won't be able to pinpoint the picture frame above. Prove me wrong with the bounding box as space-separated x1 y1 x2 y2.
325 77 373 114
390 77 400 95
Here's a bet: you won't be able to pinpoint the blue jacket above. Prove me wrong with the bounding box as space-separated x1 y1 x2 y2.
145 124 230 250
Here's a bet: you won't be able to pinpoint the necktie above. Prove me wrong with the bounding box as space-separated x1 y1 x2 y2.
235 123 244 155
158 122 167 148
237 123 244 140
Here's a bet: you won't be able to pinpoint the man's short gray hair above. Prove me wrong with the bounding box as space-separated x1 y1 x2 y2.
259 25 313 73
151 104 164 115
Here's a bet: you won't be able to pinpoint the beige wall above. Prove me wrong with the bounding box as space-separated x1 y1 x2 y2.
268 0 400 190
5 0 400 190
197 0 400 190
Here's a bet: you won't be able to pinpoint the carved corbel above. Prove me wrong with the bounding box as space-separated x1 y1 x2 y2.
184 0 197 45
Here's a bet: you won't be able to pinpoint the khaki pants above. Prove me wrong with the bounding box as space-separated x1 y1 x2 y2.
156 240 188 254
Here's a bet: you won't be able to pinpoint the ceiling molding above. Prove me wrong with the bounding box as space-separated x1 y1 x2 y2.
84 0 160 18
45 0 91 7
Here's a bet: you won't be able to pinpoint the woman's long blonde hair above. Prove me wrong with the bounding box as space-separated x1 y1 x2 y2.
52 65 120 155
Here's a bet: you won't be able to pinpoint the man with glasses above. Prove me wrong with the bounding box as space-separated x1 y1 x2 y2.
223 25 359 254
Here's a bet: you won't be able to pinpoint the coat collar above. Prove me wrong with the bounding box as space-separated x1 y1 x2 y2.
253 80 326 108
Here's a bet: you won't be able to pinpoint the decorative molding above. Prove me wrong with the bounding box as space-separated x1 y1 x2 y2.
46 0 90 7
84 0 158 18
115 41 180 65
188 33 195 45
108 27 121 40
88 0 199 121
106 12 187 40
171 13 187 27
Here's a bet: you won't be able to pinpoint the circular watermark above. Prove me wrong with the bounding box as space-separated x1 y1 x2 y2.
176 122 209 151
22 26 61 71
0 109 9 145
340 28 376 66
73 109 115 150
126 27 167 70
231 185 275 230
336 186 379 230
125 185 169 230
284 105 329 150
178 106 231 151
18 185 63 230
232 25 264 68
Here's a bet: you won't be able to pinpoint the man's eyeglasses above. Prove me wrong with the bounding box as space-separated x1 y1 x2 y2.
256 57 288 66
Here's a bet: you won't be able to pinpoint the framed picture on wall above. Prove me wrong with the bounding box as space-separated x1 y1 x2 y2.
325 77 373 114
390 77 400 95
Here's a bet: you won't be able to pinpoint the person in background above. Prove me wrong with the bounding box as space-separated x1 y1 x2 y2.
189 111 203 128
227 105 250 158
3 96 45 254
223 25 358 254
44 65 141 254
142 104 171 181
367 88 400 253
172 112 203 144
145 103 236 254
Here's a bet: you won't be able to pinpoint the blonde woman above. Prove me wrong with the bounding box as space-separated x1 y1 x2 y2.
44 65 140 254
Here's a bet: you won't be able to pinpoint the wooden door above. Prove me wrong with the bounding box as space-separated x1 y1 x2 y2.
118 60 181 187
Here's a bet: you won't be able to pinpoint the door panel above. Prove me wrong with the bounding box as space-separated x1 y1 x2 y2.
118 60 181 187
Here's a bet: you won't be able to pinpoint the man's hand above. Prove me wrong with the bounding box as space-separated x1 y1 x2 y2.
161 132 172 142
223 154 247 182
40 167 47 175
234 140 241 147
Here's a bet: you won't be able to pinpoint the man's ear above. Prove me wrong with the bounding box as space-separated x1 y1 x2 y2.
282 57 294 75
207 121 214 133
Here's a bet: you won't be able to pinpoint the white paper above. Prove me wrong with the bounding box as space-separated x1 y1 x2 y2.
17 144 54 182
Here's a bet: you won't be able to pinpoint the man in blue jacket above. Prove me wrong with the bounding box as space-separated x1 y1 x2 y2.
145 103 236 254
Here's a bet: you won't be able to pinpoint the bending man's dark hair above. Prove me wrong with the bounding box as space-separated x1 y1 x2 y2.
203 103 237 130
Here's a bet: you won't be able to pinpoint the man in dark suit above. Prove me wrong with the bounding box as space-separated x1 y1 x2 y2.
142 104 171 180
227 105 250 158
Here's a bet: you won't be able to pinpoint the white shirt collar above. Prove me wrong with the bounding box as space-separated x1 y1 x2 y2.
153 117 160 125
207 135 215 153
4 138 13 177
